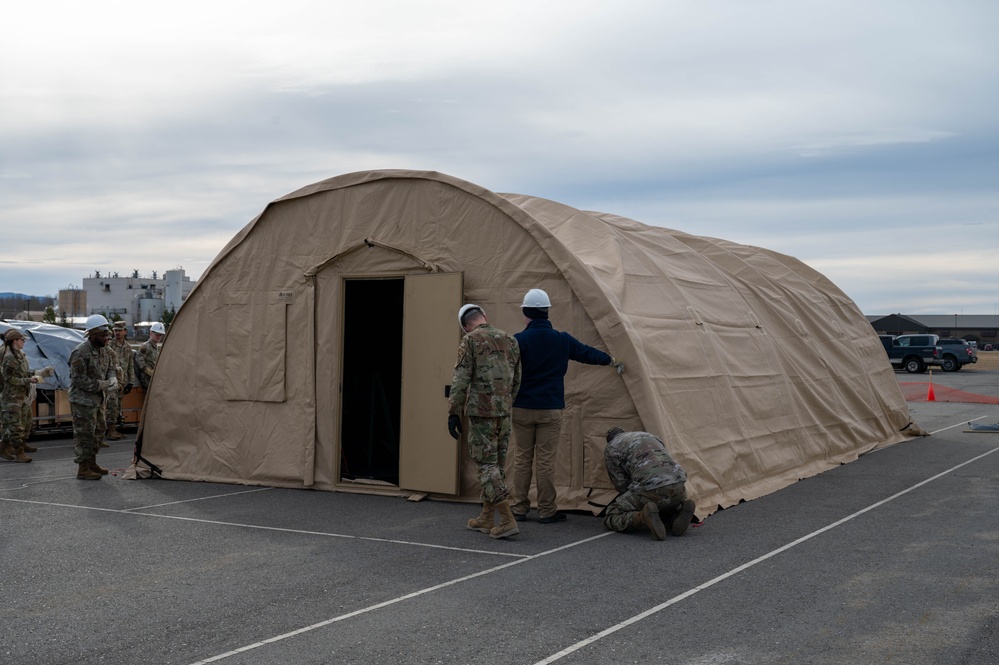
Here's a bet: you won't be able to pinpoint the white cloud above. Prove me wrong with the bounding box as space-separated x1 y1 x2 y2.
1 0 997 314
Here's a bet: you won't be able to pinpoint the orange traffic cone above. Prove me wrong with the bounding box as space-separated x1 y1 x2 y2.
927 370 936 402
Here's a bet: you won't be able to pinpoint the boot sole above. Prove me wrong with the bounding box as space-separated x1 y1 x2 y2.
490 526 520 539
466 524 492 533
643 503 667 540
671 500 696 537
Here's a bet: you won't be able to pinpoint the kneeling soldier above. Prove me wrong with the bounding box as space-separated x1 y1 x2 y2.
602 427 696 540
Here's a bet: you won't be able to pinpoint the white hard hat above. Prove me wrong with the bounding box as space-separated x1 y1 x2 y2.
150 322 166 335
458 304 484 328
521 288 551 308
84 314 110 333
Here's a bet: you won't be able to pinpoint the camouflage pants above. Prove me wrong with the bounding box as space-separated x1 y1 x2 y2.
467 415 511 504
1 401 31 450
72 402 106 463
105 389 121 429
604 482 688 532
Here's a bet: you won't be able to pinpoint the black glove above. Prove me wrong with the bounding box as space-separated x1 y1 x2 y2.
123 383 133 395
447 414 462 440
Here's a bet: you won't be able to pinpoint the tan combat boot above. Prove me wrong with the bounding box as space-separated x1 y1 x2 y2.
23 443 38 452
11 445 31 463
90 457 109 476
490 500 521 539
0 444 15 461
467 501 495 533
106 429 126 441
77 463 102 480
633 502 666 540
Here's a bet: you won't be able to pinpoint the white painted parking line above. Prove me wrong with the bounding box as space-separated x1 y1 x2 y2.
0 450 135 462
932 416 987 434
9 439 133 451
532 443 999 664
864 415 991 456
122 487 274 511
0 475 79 491
0 496 532 559
187 531 615 665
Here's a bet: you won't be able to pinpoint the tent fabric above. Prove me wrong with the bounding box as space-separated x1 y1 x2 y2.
139 170 915 518
0 320 85 390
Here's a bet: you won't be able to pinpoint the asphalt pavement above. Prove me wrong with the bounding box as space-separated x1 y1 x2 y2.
2 368 998 664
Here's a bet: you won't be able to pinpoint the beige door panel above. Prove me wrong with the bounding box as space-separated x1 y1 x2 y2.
399 272 463 494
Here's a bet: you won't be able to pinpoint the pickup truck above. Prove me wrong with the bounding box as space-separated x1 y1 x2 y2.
936 338 978 372
884 334 945 373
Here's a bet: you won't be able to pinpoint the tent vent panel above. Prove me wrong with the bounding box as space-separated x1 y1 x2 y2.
223 294 288 402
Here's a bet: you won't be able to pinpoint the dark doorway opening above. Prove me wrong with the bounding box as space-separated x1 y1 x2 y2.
339 278 404 485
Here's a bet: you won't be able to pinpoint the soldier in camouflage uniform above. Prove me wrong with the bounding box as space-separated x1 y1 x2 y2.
1 329 41 463
602 427 696 540
447 304 522 539
69 316 118 480
136 321 164 389
105 321 135 440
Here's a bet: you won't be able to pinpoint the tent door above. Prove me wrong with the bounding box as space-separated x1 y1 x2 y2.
339 278 405 485
399 272 463 494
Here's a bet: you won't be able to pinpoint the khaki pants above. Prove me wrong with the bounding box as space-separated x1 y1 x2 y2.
510 407 562 518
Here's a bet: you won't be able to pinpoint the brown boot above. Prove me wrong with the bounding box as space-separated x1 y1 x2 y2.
633 502 666 540
467 501 495 533
106 429 126 441
0 444 14 461
22 442 38 452
90 458 109 476
77 463 102 480
12 451 32 463
490 500 521 539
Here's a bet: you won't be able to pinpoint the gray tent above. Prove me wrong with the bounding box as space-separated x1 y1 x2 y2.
0 320 84 390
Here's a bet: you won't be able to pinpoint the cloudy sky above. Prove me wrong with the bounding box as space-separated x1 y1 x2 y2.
2 0 997 315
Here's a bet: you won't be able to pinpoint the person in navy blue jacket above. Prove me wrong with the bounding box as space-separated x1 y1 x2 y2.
510 289 624 523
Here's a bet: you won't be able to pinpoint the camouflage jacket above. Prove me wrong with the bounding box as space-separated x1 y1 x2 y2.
604 431 687 493
136 340 159 388
68 340 116 407
448 323 521 418
0 347 32 406
109 338 136 386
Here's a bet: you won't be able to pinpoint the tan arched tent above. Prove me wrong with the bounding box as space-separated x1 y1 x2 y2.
139 169 917 517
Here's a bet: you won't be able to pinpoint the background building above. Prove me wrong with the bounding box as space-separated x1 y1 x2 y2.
867 314 999 346
81 267 194 331
58 287 87 319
